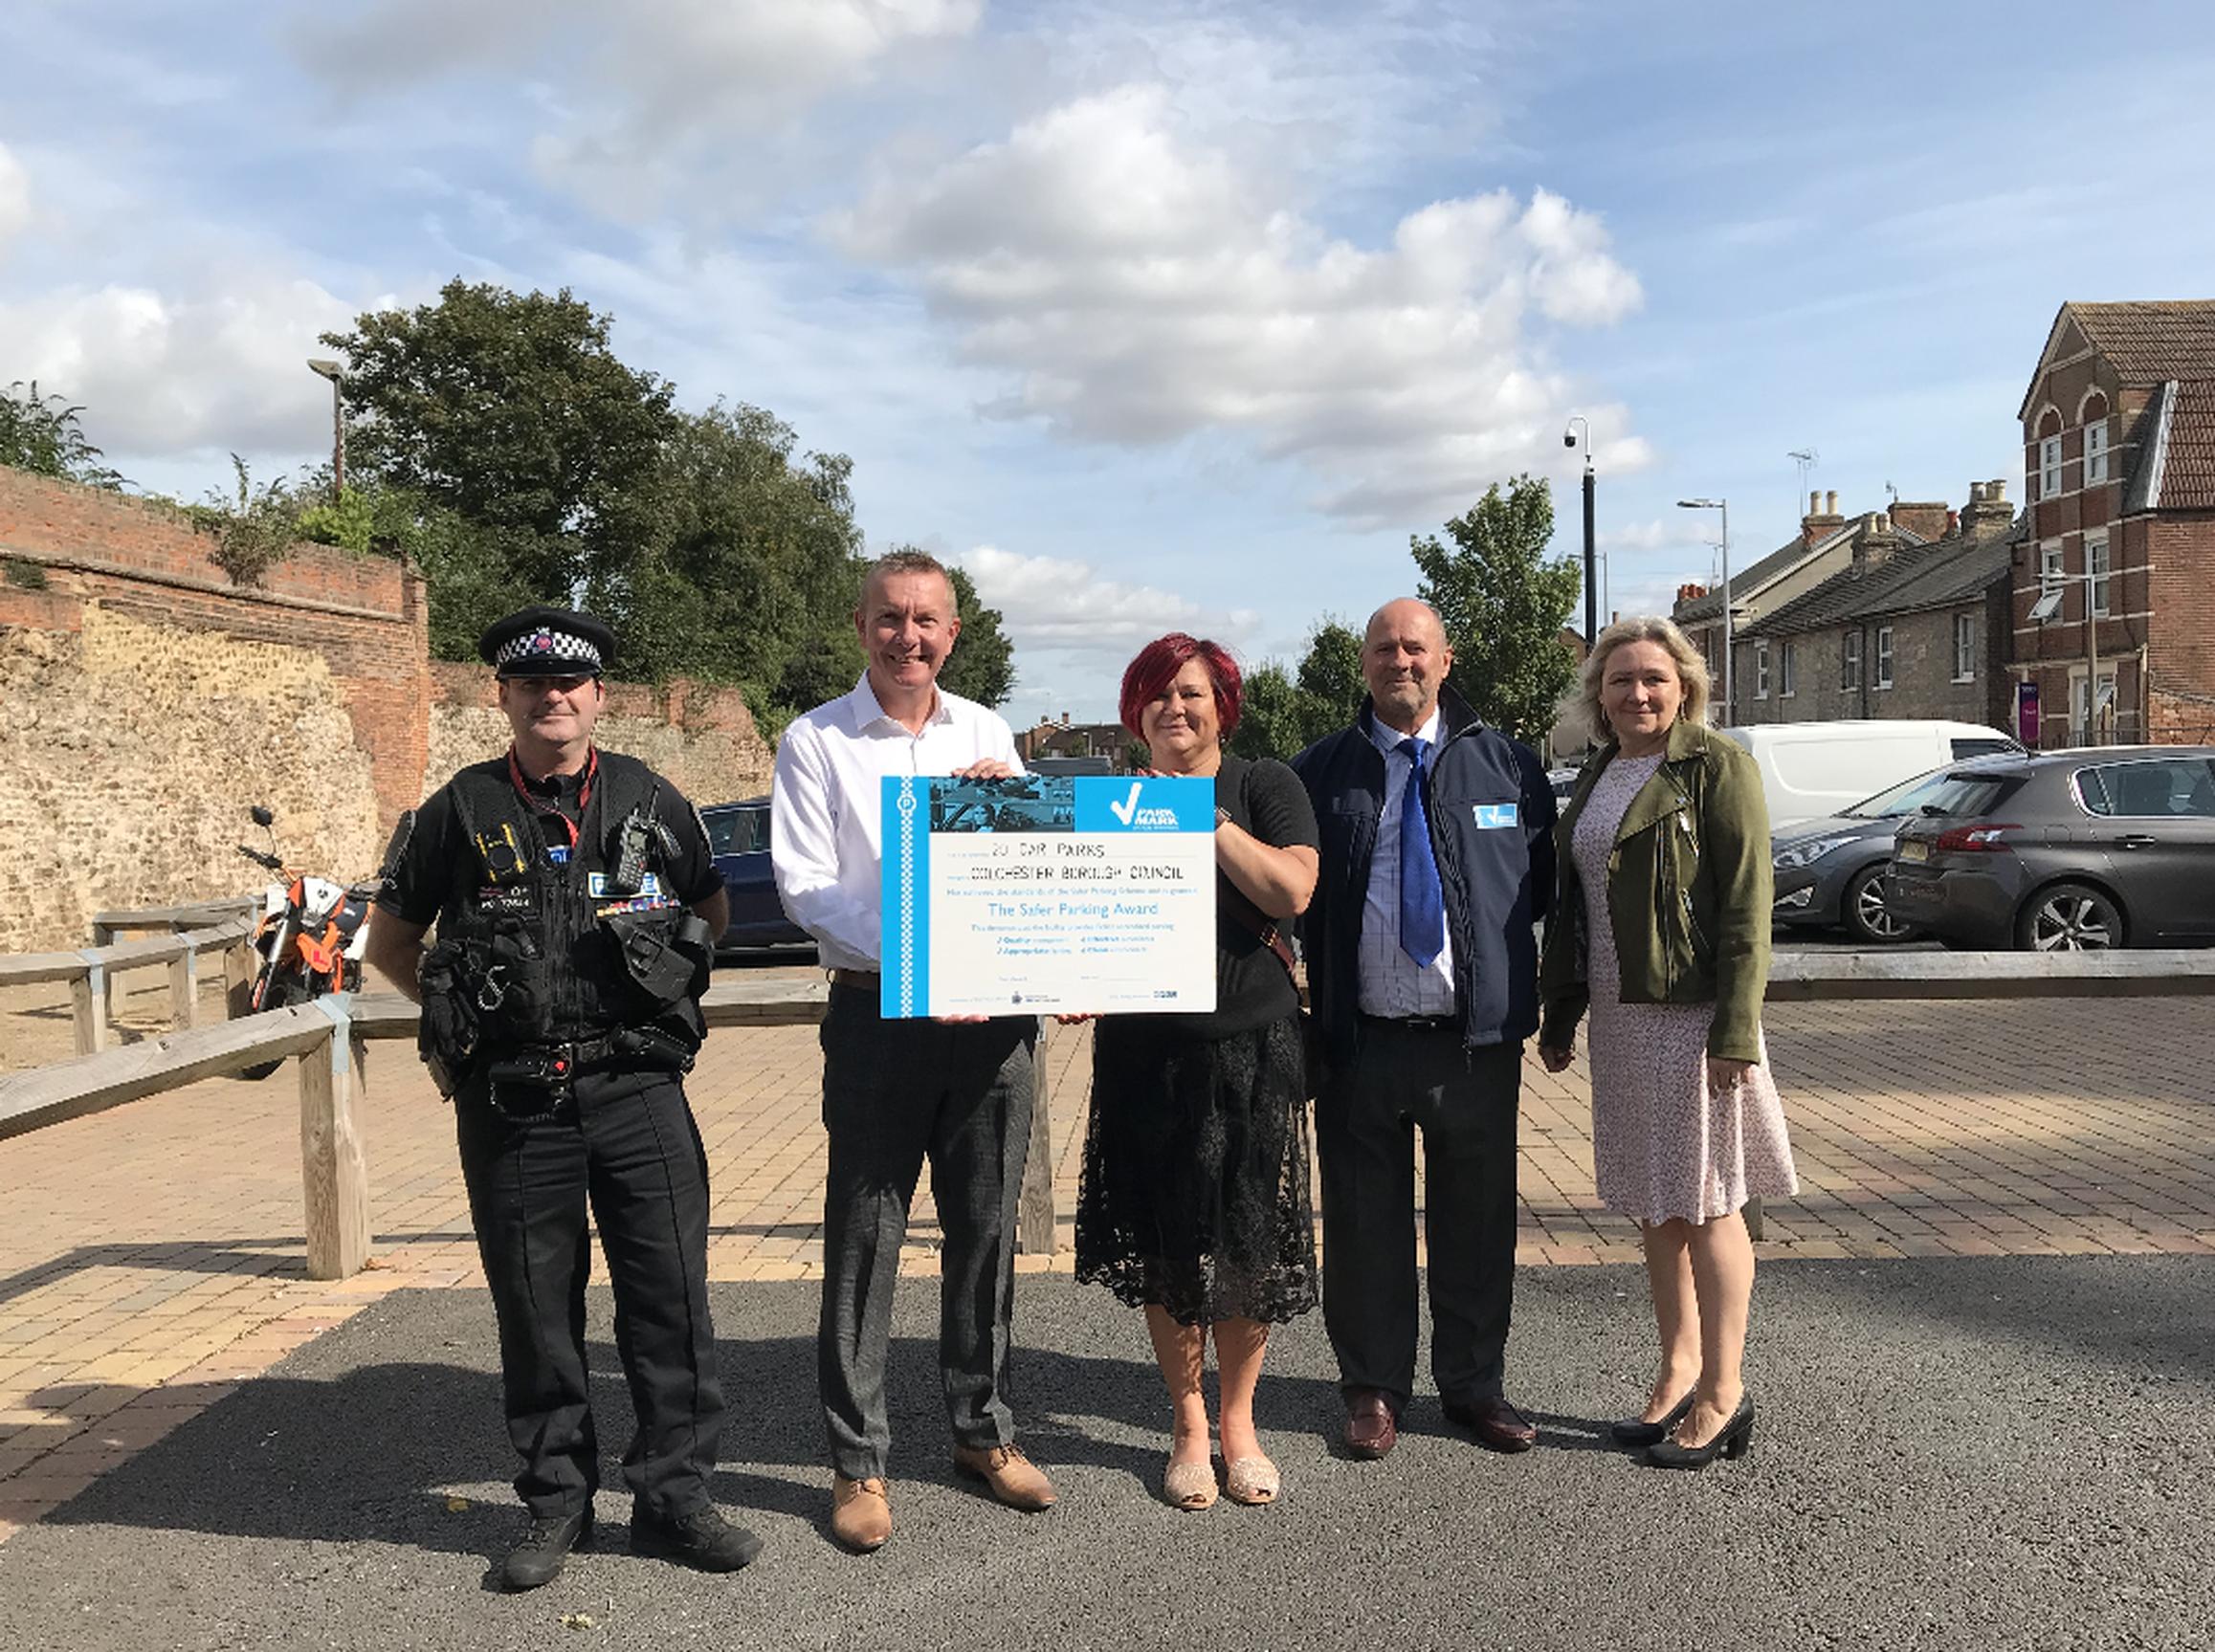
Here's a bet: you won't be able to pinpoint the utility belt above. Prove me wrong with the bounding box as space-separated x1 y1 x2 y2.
480 1025 699 1122
417 918 707 1105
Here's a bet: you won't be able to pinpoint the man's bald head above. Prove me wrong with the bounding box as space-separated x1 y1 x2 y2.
1365 598 1448 651
1362 598 1454 735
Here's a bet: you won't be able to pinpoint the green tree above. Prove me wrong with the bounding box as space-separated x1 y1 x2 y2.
1228 619 1368 760
1295 617 1365 729
321 279 677 611
604 401 866 692
940 562 1015 708
1228 660 1311 761
1409 474 1582 745
0 381 124 489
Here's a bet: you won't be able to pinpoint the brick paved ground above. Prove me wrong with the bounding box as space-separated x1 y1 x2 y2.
3 995 2212 1543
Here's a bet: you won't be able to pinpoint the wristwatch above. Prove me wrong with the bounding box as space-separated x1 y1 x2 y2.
1214 806 1233 828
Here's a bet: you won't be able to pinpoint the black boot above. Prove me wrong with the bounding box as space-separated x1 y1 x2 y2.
498 1505 592 1592
631 1503 764 1573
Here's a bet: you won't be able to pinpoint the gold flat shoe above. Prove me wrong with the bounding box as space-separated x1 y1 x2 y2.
1223 1455 1278 1506
1162 1458 1218 1511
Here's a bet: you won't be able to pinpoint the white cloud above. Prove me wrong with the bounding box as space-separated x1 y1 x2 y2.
0 271 376 462
293 0 985 212
0 143 28 254
957 542 1261 662
832 83 1649 526
1597 518 1684 553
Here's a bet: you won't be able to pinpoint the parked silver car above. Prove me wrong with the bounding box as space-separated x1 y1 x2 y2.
1770 762 1998 943
1885 747 2215 950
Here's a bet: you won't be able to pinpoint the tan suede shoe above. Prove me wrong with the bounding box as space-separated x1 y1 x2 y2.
830 1474 892 1553
952 1443 1057 1511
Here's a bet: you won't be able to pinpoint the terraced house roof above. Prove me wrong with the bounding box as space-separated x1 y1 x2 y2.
2123 378 2215 513
1745 526 2018 638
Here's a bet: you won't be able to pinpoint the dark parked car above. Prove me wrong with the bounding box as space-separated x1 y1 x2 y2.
1886 747 2215 950
1770 761 2006 943
701 797 811 955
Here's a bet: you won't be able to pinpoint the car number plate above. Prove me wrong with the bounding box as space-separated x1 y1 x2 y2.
1897 840 1930 863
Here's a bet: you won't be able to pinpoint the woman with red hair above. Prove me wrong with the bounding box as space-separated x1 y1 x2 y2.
1074 633 1322 1510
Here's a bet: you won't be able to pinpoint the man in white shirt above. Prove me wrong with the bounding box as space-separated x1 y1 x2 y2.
771 550 1057 1553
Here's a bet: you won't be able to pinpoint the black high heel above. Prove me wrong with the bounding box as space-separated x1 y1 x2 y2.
1607 1391 1694 1449
1645 1395 1755 1469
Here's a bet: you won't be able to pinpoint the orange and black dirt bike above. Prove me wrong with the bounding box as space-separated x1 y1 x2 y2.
233 804 413 1080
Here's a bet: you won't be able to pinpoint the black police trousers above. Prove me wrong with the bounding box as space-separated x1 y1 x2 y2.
454 1066 725 1521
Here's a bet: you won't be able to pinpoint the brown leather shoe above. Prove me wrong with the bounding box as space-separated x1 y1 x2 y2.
952 1443 1057 1511
1444 1395 1538 1453
1341 1388 1400 1460
830 1474 892 1552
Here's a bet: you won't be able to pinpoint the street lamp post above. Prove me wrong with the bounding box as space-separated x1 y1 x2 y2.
306 359 345 502
1564 417 1596 650
1678 497 1731 721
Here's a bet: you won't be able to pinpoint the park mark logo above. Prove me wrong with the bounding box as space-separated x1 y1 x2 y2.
1108 782 1183 829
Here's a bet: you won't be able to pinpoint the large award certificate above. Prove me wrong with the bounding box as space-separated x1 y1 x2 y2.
879 774 1217 1019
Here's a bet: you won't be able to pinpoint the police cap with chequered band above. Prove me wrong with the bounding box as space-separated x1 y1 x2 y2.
477 606 618 680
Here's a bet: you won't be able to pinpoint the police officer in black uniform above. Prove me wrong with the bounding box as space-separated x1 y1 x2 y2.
365 606 760 1592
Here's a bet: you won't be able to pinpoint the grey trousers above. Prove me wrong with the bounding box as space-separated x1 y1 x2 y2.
1315 1020 1523 1408
817 984 1036 1480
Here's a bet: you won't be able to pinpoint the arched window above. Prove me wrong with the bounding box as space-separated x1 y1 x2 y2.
2078 390 2111 484
2033 406 2065 498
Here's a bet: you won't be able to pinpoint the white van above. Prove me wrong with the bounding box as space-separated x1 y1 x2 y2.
1717 719 2022 829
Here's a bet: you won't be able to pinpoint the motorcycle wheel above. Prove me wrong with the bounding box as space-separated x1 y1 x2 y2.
240 975 310 1081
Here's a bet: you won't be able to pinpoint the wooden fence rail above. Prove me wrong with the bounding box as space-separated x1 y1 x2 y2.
4 949 2214 1281
0 918 256 1056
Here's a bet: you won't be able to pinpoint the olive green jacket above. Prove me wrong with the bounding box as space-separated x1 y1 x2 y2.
1537 717 1772 1063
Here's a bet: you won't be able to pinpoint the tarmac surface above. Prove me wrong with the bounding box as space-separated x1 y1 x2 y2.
3 1255 2211 1652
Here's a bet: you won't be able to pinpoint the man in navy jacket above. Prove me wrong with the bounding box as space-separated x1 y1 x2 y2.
1292 598 1556 1459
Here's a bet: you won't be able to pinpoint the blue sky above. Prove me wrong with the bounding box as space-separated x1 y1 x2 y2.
5 0 2213 728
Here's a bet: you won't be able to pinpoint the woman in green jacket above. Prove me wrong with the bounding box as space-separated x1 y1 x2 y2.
1538 616 1798 1469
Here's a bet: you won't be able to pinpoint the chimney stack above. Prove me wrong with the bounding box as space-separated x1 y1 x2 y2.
1851 509 1904 576
1960 477 2014 538
1802 489 1846 547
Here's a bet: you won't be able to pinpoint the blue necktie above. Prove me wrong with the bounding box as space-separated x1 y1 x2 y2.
1398 737 1445 966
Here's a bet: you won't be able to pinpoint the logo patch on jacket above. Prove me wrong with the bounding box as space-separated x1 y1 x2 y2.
587 871 662 898
1472 804 1519 829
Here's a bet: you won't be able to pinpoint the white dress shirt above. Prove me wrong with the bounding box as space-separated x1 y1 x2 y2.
771 674 1022 972
1356 706 1458 1017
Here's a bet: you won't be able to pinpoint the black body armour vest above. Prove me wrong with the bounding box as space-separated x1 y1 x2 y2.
433 751 708 1057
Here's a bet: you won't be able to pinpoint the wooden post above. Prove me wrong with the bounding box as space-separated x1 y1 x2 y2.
169 947 199 1029
70 958 109 1056
1015 1018 1057 1254
224 938 255 1022
299 1000 371 1280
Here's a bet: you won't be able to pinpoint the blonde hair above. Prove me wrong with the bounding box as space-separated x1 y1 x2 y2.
1562 615 1713 744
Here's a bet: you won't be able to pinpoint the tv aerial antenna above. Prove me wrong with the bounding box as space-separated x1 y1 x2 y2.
1788 448 1819 518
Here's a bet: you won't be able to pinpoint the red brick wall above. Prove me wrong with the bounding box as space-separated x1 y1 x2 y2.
2146 516 2215 702
0 468 430 827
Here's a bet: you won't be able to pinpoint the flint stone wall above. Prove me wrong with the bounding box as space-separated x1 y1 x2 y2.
0 469 773 954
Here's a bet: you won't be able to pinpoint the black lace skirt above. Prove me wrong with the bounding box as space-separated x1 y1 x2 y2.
1074 1013 1319 1327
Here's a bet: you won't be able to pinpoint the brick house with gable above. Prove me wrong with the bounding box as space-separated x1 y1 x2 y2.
2013 299 2215 746
1732 482 2020 731
1672 493 1950 725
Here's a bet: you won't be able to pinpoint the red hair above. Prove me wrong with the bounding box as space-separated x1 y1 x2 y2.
1119 633 1243 740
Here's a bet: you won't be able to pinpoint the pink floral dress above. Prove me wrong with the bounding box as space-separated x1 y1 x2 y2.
1572 753 1799 1225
